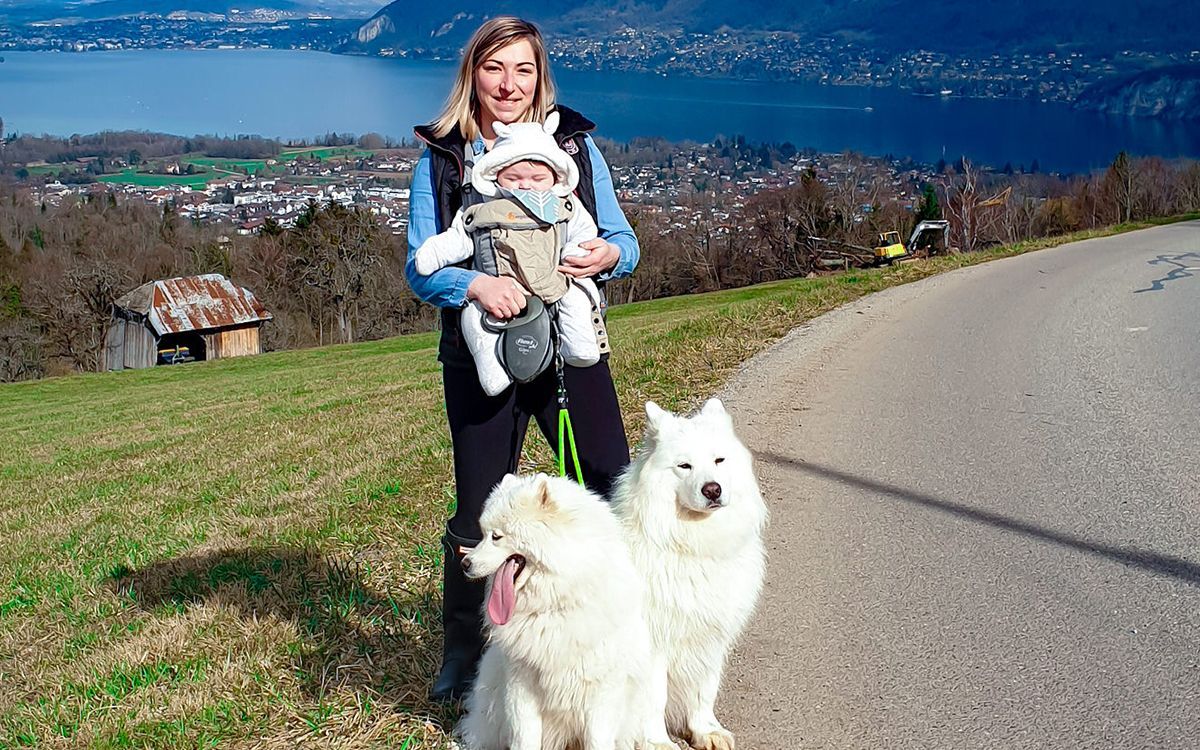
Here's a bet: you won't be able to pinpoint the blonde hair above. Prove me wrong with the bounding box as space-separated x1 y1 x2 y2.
430 16 556 141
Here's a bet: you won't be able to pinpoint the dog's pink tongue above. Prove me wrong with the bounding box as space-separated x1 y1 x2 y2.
487 557 520 626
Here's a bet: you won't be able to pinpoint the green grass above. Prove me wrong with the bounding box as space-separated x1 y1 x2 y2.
0 215 1194 748
278 147 374 162
97 169 215 188
179 157 279 176
26 147 375 187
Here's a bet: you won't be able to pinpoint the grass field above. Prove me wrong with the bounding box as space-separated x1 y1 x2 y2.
278 147 375 162
180 157 280 176
96 169 216 189
0 216 1191 748
41 147 376 189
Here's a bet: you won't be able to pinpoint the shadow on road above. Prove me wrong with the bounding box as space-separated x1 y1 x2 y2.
1133 251 1200 293
756 451 1200 587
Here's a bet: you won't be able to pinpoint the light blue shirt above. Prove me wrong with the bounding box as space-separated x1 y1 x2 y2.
405 134 640 308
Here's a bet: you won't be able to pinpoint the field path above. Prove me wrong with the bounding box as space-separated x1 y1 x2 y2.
718 222 1200 749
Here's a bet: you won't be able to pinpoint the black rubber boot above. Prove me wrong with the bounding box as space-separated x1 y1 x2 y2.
429 527 485 703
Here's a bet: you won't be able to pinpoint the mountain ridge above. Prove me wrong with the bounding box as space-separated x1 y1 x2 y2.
339 0 1200 56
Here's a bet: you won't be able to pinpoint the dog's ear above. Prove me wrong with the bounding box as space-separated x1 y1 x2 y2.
496 473 520 493
700 398 729 421
492 121 511 139
533 473 556 509
645 401 668 427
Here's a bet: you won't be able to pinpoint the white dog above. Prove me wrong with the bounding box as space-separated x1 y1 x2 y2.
612 399 768 750
456 473 651 750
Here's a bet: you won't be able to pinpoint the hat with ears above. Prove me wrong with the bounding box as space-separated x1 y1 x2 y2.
471 112 580 198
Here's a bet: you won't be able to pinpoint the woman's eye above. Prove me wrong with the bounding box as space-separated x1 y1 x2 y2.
677 463 692 470
491 530 504 541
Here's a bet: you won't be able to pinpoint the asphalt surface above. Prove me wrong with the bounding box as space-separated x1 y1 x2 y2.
718 222 1200 749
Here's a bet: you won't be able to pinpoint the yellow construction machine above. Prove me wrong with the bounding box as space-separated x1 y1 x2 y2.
874 219 950 265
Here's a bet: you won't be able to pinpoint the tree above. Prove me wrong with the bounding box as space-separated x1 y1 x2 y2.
128 149 141 166
287 201 385 344
745 171 833 277
260 216 284 237
915 183 941 222
941 158 1006 254
357 132 386 150
1103 151 1135 224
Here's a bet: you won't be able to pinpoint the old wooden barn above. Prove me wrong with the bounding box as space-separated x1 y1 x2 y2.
104 274 273 371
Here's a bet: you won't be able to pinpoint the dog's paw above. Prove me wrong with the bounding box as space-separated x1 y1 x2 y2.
689 729 735 750
642 742 681 750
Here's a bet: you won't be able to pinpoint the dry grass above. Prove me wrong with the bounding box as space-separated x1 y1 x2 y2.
0 216 1189 748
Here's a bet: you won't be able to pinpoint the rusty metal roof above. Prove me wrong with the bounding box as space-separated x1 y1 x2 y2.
114 274 272 335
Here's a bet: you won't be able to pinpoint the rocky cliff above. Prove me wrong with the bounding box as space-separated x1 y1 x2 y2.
1075 65 1200 120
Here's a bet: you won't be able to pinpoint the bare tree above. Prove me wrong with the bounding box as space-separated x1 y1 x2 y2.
23 258 124 372
1178 162 1200 213
288 201 386 345
1102 151 1136 224
0 317 44 381
941 159 1009 253
1133 157 1176 219
745 172 832 277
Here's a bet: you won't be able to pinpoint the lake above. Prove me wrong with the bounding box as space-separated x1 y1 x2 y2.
3 48 1199 173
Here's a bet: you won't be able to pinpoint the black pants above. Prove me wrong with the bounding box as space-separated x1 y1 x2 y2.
442 357 630 541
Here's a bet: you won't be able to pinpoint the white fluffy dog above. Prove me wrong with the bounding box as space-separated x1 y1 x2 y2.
456 473 651 750
612 399 768 750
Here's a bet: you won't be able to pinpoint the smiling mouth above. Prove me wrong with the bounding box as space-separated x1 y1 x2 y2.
487 554 527 626
508 554 527 581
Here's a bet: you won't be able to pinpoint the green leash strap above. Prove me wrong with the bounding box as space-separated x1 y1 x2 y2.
557 407 584 486
552 346 585 486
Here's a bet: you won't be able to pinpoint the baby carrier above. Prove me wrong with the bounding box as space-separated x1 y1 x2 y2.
465 194 572 383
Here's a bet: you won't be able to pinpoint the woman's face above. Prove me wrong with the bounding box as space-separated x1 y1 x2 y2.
475 38 538 132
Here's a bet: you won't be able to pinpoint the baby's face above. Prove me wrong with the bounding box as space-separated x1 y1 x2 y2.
496 160 555 191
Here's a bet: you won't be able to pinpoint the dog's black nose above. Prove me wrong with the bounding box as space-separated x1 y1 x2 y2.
460 556 473 574
702 482 722 503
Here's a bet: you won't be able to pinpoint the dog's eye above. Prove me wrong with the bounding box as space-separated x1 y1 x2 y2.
491 530 504 542
715 457 725 464
677 463 692 470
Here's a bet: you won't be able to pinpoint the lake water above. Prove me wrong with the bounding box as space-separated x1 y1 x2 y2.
3 48 1199 173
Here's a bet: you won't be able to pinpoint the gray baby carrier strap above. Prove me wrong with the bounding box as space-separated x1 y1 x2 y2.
459 145 495 275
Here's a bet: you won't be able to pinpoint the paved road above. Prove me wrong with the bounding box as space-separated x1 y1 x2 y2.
719 222 1200 749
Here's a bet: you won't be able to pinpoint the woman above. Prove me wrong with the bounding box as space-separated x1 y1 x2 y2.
406 17 641 703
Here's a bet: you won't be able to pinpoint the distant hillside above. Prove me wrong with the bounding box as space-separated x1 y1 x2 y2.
1076 65 1200 120
339 0 1200 56
0 0 380 22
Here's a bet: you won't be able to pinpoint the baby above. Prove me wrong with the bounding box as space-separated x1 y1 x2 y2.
414 114 608 396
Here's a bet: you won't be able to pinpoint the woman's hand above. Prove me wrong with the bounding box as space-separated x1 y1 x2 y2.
559 238 620 279
468 274 530 320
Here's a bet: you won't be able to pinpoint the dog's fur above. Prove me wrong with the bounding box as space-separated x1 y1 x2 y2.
612 399 768 750
457 473 651 750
